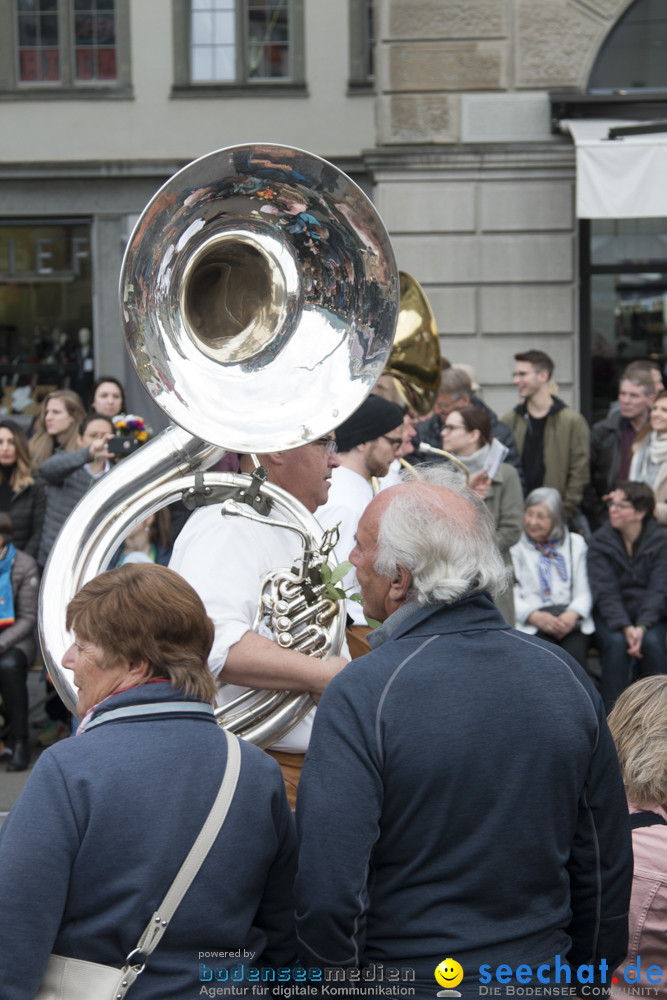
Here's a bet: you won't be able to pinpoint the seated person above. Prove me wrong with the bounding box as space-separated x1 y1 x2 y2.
511 487 594 668
0 511 39 772
587 481 667 712
608 677 667 998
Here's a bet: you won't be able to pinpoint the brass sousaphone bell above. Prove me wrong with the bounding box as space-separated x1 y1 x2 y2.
38 144 399 746
384 271 441 416
379 272 469 480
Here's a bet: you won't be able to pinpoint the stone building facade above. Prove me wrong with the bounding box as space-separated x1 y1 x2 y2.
0 0 663 422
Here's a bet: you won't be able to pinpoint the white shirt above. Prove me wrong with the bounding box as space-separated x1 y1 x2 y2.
170 502 320 752
316 465 374 626
378 458 402 489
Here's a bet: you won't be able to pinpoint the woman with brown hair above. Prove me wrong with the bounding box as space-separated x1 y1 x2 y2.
88 375 126 419
28 389 86 470
0 419 45 558
0 563 297 997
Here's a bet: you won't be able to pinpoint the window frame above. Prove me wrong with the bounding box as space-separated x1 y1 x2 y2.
0 0 132 100
172 0 306 98
348 0 375 94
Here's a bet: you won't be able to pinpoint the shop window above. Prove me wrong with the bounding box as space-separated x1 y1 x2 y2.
0 222 93 419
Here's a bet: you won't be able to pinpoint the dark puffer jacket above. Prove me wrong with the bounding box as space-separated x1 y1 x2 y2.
1 476 46 558
0 547 39 662
587 517 667 629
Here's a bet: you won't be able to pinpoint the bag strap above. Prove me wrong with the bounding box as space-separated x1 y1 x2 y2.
629 809 667 830
118 730 241 990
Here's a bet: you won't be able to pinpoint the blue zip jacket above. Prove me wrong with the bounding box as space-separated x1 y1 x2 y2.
295 593 632 998
0 682 297 999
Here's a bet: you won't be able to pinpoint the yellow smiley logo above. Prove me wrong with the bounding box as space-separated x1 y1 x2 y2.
435 958 464 989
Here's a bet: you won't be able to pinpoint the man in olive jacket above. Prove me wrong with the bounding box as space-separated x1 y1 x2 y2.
502 350 590 521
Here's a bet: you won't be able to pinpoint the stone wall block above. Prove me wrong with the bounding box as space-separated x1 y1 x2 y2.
516 0 604 88
481 181 574 231
481 235 574 282
388 0 507 39
391 235 481 283
389 42 505 91
480 284 574 334
379 94 460 144
377 181 476 232
426 287 477 335
390 234 573 285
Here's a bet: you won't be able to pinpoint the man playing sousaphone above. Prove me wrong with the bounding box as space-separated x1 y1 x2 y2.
39 144 399 813
169 436 349 806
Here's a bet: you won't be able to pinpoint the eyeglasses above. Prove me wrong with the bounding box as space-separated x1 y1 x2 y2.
382 436 403 450
607 500 634 511
442 423 465 433
314 437 338 456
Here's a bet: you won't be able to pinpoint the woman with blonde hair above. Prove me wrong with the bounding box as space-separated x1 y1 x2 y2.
608 676 667 997
0 419 45 558
28 389 85 469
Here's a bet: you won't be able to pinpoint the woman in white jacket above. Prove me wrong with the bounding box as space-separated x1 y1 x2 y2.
511 487 594 667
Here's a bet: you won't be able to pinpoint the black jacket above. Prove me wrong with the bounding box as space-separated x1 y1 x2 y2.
585 411 634 529
2 476 46 559
587 517 667 629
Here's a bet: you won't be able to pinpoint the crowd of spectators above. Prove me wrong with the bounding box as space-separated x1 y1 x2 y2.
1 354 666 996
412 351 667 713
0 377 172 771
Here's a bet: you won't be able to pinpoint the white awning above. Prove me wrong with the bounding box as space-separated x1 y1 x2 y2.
562 118 667 219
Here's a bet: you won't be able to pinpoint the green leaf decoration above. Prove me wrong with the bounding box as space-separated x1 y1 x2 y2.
330 560 352 584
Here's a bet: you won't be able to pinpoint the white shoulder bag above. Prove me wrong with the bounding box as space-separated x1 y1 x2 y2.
35 729 241 1000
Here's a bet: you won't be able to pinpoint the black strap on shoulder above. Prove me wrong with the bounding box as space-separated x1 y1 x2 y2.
181 467 272 516
630 810 667 829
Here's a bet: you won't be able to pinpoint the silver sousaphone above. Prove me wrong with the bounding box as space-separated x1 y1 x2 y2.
39 143 399 746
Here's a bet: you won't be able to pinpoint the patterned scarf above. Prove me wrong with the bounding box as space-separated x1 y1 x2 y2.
530 538 568 601
0 543 16 628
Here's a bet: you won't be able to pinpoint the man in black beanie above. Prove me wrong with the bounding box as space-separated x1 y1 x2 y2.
318 394 405 657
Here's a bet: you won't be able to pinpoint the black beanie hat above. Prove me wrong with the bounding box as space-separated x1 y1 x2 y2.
335 395 405 452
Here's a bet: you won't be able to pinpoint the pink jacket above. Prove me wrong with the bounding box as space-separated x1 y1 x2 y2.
612 802 667 999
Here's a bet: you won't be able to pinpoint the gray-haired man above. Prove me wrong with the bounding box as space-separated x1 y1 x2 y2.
295 479 631 998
